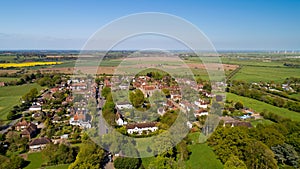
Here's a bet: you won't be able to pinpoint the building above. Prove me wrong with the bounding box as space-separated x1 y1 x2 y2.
126 122 158 135
29 103 42 112
29 137 51 151
157 107 166 116
16 119 29 131
116 102 133 110
20 123 38 139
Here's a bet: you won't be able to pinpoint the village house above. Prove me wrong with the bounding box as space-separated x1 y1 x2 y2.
157 107 166 116
115 112 127 126
20 123 38 139
194 109 209 117
116 102 133 110
29 137 51 151
29 102 42 112
126 122 158 135
16 119 29 131
70 83 87 91
140 85 156 97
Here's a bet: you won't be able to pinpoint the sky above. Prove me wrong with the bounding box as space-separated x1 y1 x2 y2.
0 0 300 50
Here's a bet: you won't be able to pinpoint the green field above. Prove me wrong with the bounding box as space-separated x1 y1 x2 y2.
0 83 42 120
185 132 223 169
290 93 300 101
24 152 45 169
250 119 274 127
45 164 69 169
24 152 69 169
231 66 300 83
186 143 223 169
0 77 19 82
221 58 286 67
226 93 300 121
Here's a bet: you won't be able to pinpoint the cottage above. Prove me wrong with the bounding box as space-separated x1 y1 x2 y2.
140 85 156 97
223 121 252 128
157 107 166 116
16 119 29 131
126 122 158 135
115 112 127 126
116 102 133 110
29 137 51 151
21 123 38 139
70 83 87 91
29 103 42 112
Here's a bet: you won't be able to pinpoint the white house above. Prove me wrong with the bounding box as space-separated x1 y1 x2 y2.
116 117 127 126
29 102 42 111
29 137 51 151
194 111 208 117
116 102 133 110
126 122 158 135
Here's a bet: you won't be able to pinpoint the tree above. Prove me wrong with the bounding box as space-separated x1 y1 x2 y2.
254 125 285 147
101 87 111 99
243 139 278 169
42 143 78 165
114 157 141 169
1 155 26 169
161 88 170 98
22 88 38 103
234 102 243 110
7 111 15 120
68 141 105 169
224 155 247 169
271 143 299 168
129 89 145 108
148 155 177 169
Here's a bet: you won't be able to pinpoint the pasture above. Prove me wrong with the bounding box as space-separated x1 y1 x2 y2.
0 83 42 120
231 66 300 83
226 93 300 121
0 77 19 82
186 132 223 169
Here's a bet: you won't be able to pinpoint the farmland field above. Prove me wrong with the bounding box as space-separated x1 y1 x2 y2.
0 62 62 68
0 83 42 120
231 66 300 83
226 93 300 121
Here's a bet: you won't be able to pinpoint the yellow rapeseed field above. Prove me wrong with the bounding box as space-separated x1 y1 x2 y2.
0 62 62 68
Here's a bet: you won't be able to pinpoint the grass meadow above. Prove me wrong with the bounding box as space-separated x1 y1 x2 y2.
226 93 300 121
0 83 42 120
0 77 19 82
231 66 300 83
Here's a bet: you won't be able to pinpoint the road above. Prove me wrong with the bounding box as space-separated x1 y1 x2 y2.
0 117 21 134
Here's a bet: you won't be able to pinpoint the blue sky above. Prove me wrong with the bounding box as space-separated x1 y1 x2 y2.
0 0 300 50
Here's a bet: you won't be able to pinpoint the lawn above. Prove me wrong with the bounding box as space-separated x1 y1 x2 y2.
186 143 223 169
290 93 300 101
141 132 223 169
226 93 300 121
0 77 19 82
45 164 69 169
0 83 42 120
231 66 300 83
24 152 45 169
250 119 274 127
